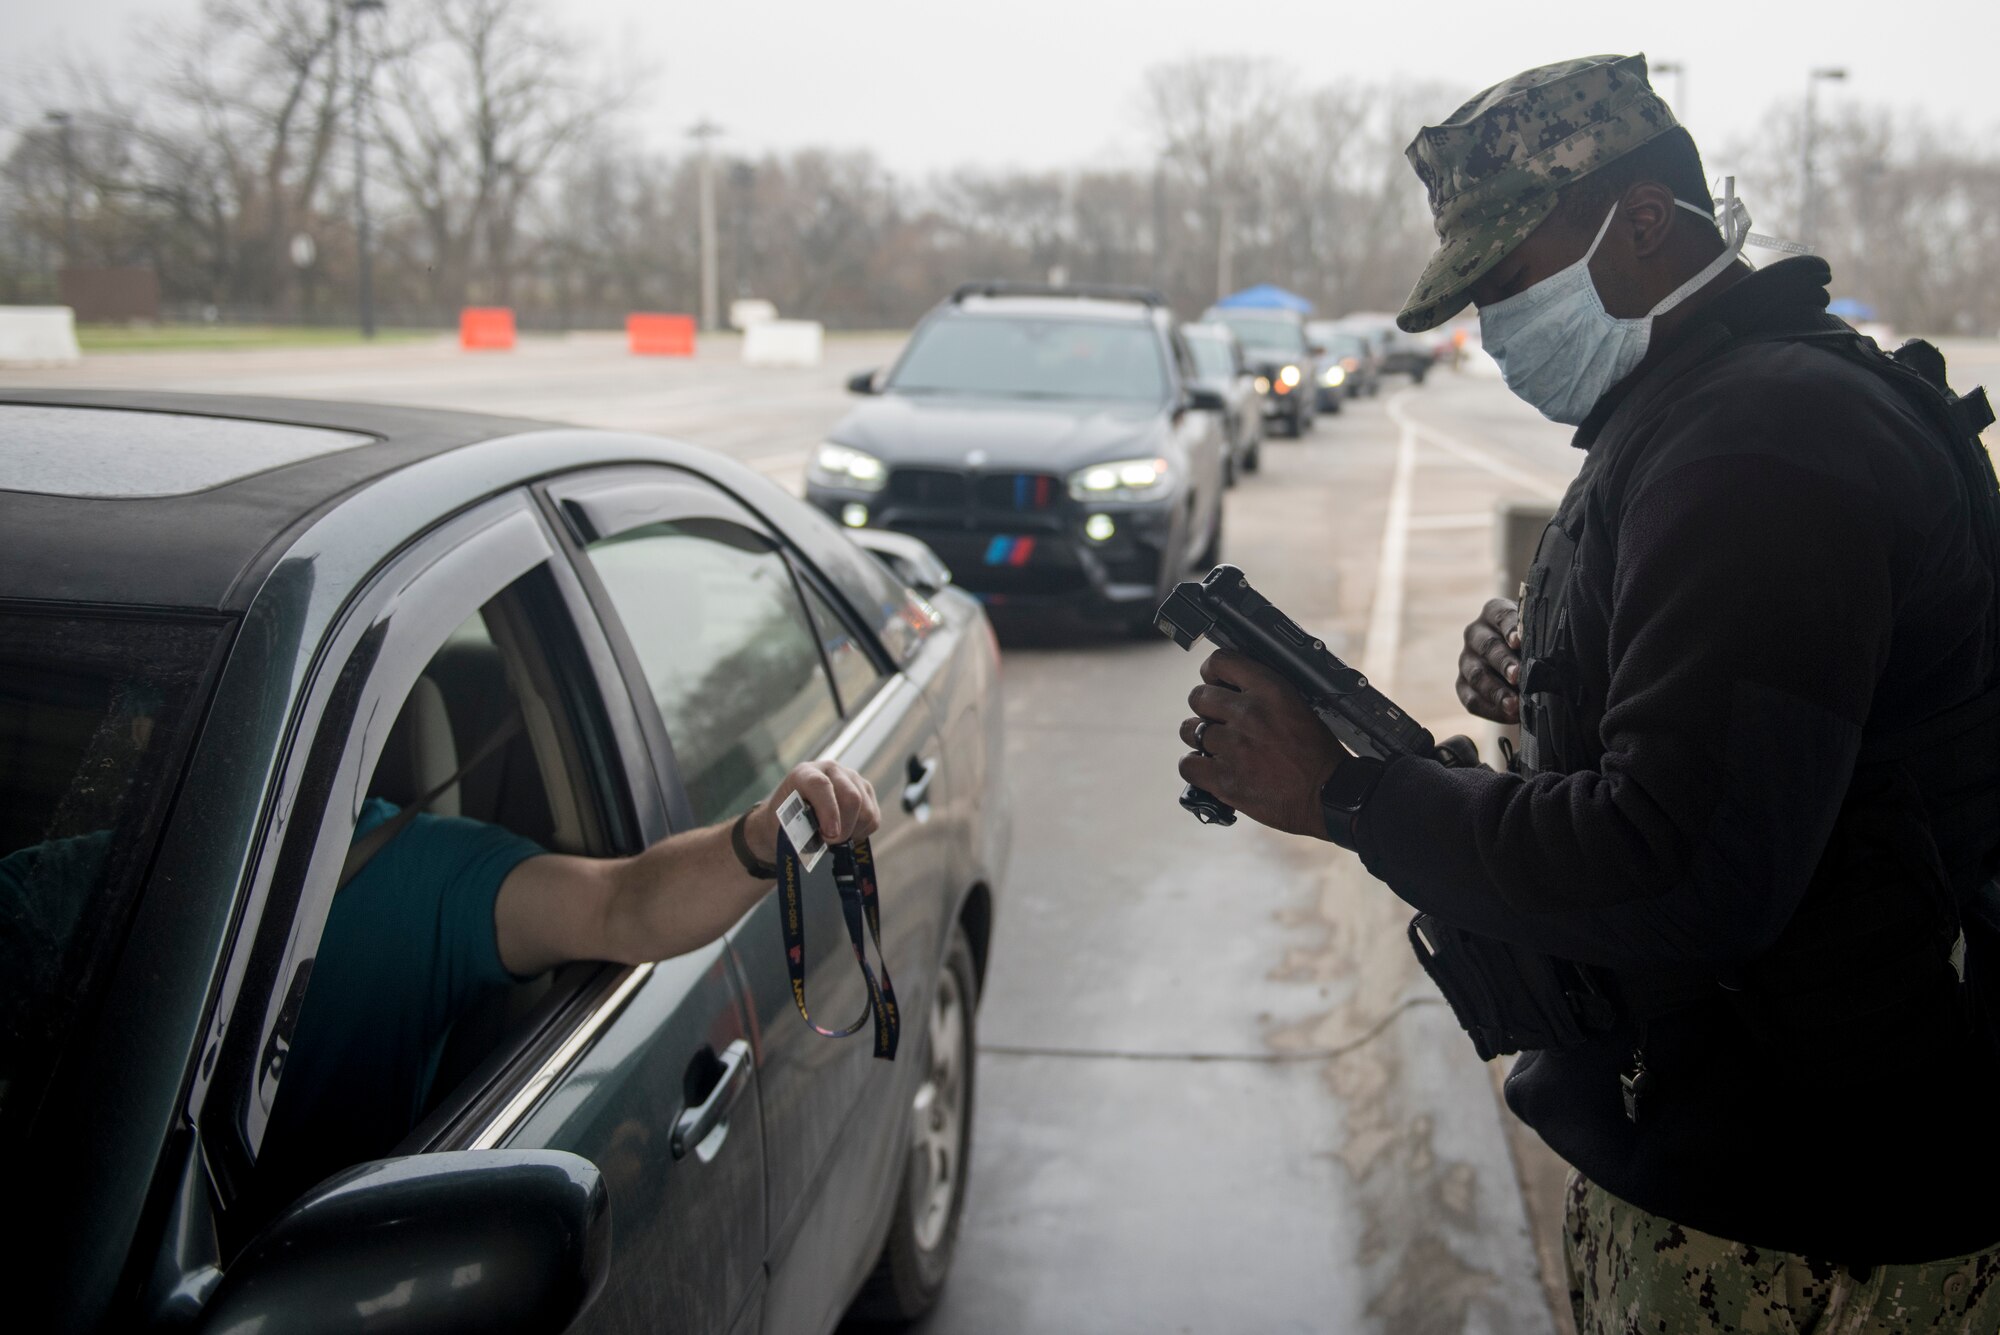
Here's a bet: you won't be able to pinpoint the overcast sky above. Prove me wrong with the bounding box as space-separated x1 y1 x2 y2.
4 0 1994 177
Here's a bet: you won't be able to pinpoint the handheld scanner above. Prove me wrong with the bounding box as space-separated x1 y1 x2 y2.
1158 565 1441 764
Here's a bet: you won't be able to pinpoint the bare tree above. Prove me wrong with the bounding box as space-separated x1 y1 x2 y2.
372 0 635 318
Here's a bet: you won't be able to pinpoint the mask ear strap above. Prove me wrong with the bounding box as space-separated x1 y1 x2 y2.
1581 203 1621 263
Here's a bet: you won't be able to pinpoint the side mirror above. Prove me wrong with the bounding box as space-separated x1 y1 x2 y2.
1308 343 1327 357
846 369 879 395
850 528 954 594
1184 386 1228 414
195 1151 610 1335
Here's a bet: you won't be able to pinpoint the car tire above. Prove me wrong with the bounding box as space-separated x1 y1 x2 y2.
1297 407 1314 434
1323 394 1342 415
850 924 980 1325
1223 449 1238 489
1411 367 1428 386
1242 441 1261 474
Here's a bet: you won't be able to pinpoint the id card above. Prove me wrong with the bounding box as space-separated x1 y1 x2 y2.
776 790 827 872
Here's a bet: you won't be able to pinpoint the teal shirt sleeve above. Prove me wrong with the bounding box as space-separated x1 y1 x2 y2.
259 799 545 1203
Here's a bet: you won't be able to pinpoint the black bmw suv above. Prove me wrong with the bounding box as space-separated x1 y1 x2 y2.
808 282 1230 631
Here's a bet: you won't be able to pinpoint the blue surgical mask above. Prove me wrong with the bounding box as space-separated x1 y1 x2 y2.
1479 198 1748 425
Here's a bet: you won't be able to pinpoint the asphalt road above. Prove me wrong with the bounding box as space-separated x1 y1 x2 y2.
13 328 1997 1333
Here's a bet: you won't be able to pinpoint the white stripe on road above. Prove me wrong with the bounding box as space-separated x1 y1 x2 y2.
1384 395 1566 502
1361 395 1420 692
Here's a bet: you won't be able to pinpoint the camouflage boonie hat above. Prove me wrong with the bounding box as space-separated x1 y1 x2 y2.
1396 54 1679 332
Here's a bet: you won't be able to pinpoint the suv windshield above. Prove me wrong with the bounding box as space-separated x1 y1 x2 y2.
0 609 223 1137
889 315 1167 401
1185 334 1237 382
1213 314 1308 358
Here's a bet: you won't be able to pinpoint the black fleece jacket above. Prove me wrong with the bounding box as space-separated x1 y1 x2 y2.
1357 258 2000 1262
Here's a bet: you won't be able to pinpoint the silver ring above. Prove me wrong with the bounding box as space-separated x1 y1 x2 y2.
1193 719 1210 755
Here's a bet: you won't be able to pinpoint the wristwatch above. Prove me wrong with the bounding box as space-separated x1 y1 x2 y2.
1319 756 1387 850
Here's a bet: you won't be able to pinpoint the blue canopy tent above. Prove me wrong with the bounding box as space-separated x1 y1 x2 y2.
1828 297 1879 321
1213 284 1314 314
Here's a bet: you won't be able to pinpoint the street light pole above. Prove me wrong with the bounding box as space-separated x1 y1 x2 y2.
44 110 77 268
348 0 385 339
1802 66 1848 253
688 119 723 333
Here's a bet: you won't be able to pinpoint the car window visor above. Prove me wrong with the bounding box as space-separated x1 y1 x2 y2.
775 793 899 1061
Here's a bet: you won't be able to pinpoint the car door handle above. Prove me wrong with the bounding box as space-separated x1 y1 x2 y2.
902 755 939 812
672 1039 752 1161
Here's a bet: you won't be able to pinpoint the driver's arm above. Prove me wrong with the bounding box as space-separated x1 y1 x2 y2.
492 760 880 977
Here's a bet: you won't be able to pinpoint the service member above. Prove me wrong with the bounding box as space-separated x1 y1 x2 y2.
1178 55 2000 1331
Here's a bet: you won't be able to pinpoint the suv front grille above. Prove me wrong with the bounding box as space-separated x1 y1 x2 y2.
887 468 971 508
975 472 1062 512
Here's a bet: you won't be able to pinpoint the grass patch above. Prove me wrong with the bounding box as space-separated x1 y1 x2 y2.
77 323 440 353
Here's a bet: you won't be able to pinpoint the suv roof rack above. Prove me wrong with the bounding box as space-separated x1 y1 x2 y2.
950 280 1169 308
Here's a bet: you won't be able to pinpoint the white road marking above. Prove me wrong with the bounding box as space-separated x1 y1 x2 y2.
1384 394 1566 502
1405 512 1493 531
1361 394 1420 692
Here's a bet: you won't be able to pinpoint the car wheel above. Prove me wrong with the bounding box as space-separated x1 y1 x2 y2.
1223 449 1238 489
850 925 979 1324
1242 441 1261 474
1411 367 1428 386
1297 407 1314 434
1323 394 1342 415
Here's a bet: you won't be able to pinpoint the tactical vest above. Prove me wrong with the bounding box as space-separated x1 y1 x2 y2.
1514 317 2000 1066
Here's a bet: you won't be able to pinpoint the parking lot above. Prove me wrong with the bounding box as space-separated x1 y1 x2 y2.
13 329 1998 1333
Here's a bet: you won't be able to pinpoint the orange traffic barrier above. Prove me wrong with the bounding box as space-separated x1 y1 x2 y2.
459 307 516 351
627 312 696 357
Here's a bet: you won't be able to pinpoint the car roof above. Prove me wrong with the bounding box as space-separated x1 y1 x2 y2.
0 389 559 612
951 294 1160 323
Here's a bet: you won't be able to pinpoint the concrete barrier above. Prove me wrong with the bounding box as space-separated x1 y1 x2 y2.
730 298 777 330
627 313 696 356
0 306 83 366
459 307 516 351
742 319 824 368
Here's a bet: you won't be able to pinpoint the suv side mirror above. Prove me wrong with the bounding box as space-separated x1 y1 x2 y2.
195 1151 610 1335
846 369 879 395
1184 386 1228 414
850 528 953 595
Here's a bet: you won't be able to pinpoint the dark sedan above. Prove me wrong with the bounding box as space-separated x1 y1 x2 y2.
1201 307 1319 436
1306 323 1382 402
810 282 1229 634
2 392 1007 1335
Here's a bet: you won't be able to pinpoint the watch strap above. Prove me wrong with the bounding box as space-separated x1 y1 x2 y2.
1320 757 1387 850
731 807 779 879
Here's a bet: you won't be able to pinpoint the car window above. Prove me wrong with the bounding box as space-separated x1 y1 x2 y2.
888 315 1167 402
798 575 884 716
586 518 843 826
0 608 223 1141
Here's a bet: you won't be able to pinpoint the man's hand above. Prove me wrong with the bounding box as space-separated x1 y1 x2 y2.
1178 650 1348 838
1458 597 1522 724
743 760 881 863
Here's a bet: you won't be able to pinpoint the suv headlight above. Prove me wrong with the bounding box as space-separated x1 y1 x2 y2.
1277 365 1303 388
1068 456 1175 503
810 442 888 492
1320 364 1347 388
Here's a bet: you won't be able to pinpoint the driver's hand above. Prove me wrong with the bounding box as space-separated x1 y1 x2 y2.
1458 597 1522 724
744 761 880 863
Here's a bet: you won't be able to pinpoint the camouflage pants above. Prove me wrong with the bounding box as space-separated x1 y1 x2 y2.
1564 1172 2000 1334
